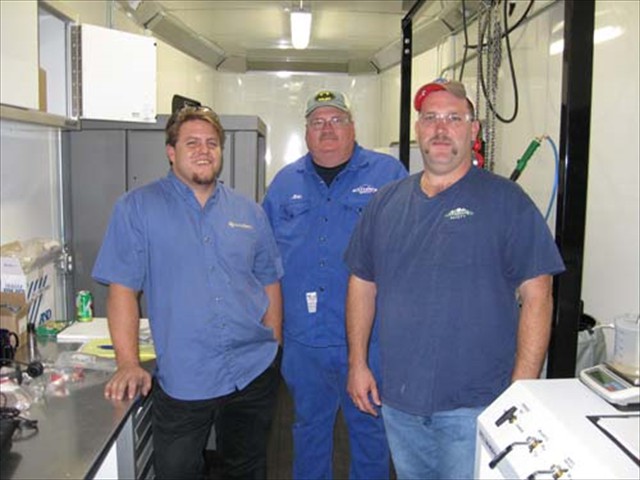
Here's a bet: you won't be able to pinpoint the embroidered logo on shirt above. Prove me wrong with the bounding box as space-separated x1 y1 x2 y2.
228 221 254 230
444 207 474 220
290 194 303 200
351 184 378 195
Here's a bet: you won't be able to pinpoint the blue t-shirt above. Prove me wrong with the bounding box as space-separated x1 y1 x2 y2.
262 144 407 346
92 171 284 400
344 168 565 416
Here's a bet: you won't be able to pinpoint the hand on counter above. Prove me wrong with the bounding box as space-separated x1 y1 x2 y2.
104 364 152 400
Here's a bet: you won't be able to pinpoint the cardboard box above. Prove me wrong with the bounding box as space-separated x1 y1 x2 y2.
1 240 60 328
0 291 29 346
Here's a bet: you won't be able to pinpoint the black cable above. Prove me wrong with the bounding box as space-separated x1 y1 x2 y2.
0 406 21 420
461 0 533 83
1 407 38 430
459 0 471 80
478 0 520 124
503 0 535 32
499 0 519 122
0 399 39 434
466 0 535 50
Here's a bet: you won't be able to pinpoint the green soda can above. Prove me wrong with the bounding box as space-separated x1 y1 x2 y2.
76 290 93 322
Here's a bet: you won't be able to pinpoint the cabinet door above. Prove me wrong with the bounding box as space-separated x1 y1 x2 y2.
219 132 233 190
127 130 168 190
232 131 259 201
69 130 126 317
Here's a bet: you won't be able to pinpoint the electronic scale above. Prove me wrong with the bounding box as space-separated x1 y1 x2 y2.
580 313 640 410
580 364 640 410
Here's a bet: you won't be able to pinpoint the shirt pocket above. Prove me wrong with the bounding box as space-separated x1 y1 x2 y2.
277 200 312 241
432 219 478 267
340 195 369 214
222 225 257 273
338 194 371 235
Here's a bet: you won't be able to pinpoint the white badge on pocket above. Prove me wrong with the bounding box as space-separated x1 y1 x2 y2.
306 291 317 314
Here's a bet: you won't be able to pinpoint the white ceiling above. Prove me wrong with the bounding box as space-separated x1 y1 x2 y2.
121 1 476 73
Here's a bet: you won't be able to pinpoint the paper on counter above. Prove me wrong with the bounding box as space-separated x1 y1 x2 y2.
79 337 156 361
57 317 150 343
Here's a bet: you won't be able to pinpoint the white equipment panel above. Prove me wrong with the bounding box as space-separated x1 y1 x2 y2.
475 379 639 480
78 24 156 123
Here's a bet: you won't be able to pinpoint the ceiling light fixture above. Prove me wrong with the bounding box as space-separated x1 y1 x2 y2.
290 2 312 50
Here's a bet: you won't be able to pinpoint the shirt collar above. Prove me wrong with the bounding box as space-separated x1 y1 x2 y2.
166 170 221 207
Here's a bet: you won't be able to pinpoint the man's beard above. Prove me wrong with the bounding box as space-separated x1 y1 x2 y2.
192 171 217 186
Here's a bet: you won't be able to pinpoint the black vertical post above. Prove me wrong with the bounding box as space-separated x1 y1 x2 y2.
399 18 412 170
399 0 426 170
547 0 596 378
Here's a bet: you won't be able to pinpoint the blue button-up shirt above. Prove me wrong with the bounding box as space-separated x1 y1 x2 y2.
262 144 406 346
93 171 283 400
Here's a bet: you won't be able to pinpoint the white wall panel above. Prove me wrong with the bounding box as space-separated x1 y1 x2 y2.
0 120 61 244
582 0 639 324
0 0 39 110
53 0 105 25
211 72 381 184
155 38 220 114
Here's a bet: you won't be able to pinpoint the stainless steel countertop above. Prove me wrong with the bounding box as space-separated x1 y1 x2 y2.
1 337 151 479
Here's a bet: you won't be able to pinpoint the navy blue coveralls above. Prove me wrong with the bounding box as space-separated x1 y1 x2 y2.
263 144 407 479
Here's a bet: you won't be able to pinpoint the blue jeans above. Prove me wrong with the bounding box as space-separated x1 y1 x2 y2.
282 339 389 479
381 404 484 480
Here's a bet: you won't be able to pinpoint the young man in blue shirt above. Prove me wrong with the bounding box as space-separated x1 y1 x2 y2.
344 79 565 480
263 90 407 479
93 106 283 479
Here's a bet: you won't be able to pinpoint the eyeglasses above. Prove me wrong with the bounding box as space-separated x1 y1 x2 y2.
418 112 474 126
307 116 352 130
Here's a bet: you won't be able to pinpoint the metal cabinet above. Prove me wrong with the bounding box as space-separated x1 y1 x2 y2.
63 115 267 317
93 393 154 480
116 394 155 479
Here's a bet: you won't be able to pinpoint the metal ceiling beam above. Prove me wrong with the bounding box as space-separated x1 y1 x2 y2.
125 0 229 70
125 0 480 75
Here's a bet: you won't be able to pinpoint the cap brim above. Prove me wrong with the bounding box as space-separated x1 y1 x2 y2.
305 104 350 117
414 82 471 112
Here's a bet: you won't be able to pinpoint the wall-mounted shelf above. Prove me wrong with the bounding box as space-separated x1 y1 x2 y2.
0 104 78 129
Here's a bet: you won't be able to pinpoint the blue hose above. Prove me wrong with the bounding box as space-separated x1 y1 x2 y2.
543 136 560 222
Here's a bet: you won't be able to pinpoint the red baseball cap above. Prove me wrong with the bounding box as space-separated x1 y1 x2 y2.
414 78 473 112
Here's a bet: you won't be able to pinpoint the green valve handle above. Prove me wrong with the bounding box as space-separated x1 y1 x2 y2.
510 137 542 182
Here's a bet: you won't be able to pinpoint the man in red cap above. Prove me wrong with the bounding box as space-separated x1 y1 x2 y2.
344 78 565 479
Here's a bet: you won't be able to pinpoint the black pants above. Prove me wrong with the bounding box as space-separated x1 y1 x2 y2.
152 353 281 480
